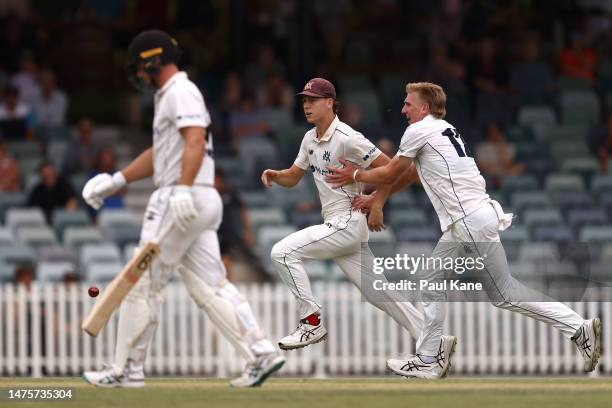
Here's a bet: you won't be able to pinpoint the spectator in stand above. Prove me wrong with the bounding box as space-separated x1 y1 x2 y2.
0 84 35 141
214 168 257 278
340 101 363 131
0 137 20 192
33 68 68 128
210 72 243 155
559 32 597 82
14 264 35 288
230 91 278 182
509 36 555 104
426 43 468 96
63 118 100 175
10 51 41 106
468 36 508 96
27 161 78 223
589 113 612 173
243 44 284 90
257 69 294 112
475 122 525 188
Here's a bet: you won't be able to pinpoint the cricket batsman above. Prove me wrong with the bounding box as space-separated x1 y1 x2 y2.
81 29 284 388
326 81 601 379
262 78 456 376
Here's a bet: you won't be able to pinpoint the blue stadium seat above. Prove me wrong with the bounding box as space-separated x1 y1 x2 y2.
5 207 46 231
500 175 539 195
567 208 608 229
16 226 57 248
580 226 612 243
86 261 123 282
248 208 287 233
511 191 551 214
555 191 595 212
0 192 27 222
517 105 556 134
0 244 36 265
532 225 575 242
545 174 585 192
591 174 612 198
518 242 559 263
0 262 15 282
0 227 13 245
290 211 323 229
522 208 564 228
63 226 104 249
388 208 429 228
560 90 601 126
388 190 416 209
52 209 91 236
80 243 122 267
38 245 78 264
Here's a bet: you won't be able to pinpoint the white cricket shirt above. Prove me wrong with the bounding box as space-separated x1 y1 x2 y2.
397 115 490 232
152 71 213 187
294 115 382 221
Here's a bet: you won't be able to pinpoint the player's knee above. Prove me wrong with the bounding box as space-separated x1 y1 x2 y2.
270 241 288 263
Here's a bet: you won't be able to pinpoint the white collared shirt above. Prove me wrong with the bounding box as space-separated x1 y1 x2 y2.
295 115 381 221
152 71 213 187
397 115 490 231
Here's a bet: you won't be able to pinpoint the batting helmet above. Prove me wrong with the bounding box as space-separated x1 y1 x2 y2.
126 29 181 90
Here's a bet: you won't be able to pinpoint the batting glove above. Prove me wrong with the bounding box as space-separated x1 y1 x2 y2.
169 185 197 231
82 171 126 210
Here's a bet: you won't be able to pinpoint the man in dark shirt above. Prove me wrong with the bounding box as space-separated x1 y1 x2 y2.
28 161 78 222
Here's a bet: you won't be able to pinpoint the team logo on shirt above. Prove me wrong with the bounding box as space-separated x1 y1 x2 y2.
363 147 377 161
323 151 331 162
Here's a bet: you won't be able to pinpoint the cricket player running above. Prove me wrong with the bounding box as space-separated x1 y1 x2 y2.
262 78 457 377
326 82 601 378
81 30 284 388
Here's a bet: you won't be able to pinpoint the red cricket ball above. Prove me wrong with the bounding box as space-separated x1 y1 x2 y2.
88 286 100 298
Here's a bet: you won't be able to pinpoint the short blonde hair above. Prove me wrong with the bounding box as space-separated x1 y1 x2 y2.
406 82 446 119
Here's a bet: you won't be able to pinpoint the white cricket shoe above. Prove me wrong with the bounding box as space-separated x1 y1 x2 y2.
230 351 286 388
572 317 601 372
278 320 328 350
387 335 457 379
82 360 145 388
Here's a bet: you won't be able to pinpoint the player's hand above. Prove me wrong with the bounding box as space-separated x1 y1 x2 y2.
82 172 126 210
169 185 198 232
352 194 375 213
325 159 357 188
367 206 386 232
261 169 279 188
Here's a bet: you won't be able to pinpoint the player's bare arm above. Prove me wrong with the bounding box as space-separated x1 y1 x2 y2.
178 126 206 185
261 164 305 188
353 162 418 213
121 147 154 183
361 153 391 231
325 154 413 188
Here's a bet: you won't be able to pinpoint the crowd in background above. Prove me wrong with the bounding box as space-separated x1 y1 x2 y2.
1 0 612 284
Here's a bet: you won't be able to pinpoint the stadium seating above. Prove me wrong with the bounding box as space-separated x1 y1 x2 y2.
80 243 122 267
0 262 15 282
16 226 58 248
63 226 104 249
52 209 91 236
5 207 46 231
0 244 36 266
560 90 601 126
86 261 123 282
36 261 76 282
0 227 13 245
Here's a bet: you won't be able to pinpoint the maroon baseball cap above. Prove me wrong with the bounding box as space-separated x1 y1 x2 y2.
297 78 336 99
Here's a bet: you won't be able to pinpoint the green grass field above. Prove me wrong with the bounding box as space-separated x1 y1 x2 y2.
1 377 611 408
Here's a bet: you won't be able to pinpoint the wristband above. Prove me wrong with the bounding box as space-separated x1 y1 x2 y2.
352 169 360 182
112 171 127 188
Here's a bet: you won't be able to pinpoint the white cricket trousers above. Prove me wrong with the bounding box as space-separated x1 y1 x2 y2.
113 185 273 371
271 211 424 339
416 202 585 356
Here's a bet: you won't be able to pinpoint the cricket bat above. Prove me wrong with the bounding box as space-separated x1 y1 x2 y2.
82 223 173 337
